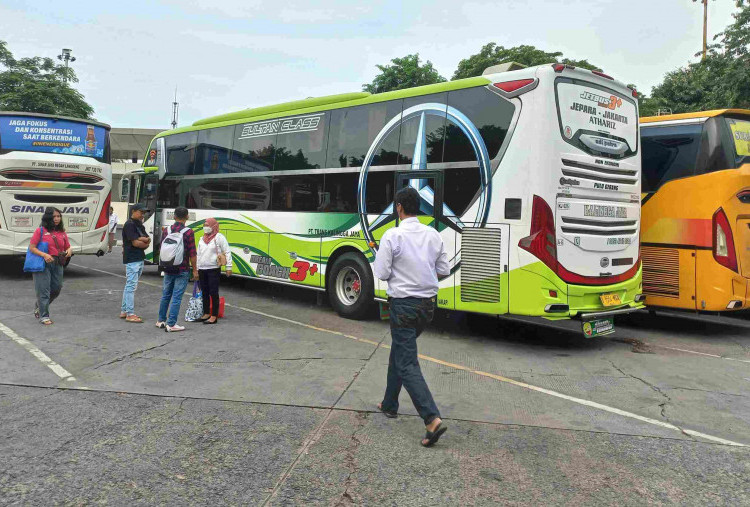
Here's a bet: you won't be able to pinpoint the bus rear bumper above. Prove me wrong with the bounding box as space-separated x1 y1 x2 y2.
511 262 644 319
0 228 108 256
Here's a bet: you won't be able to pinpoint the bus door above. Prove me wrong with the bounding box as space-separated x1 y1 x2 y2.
393 171 456 310
138 172 160 261
394 171 444 228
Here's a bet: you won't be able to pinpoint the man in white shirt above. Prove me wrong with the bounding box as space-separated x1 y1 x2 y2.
373 187 450 447
107 206 118 253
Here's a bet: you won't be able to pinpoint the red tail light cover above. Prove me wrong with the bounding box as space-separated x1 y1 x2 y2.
493 79 535 93
96 192 111 229
519 195 558 272
712 207 738 272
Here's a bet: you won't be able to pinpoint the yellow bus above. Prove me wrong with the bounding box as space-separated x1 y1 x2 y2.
640 109 750 312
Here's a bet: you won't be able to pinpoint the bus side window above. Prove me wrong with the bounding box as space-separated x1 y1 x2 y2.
273 112 330 171
641 124 702 192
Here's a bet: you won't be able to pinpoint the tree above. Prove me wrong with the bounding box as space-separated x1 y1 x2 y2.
646 1 749 113
363 54 446 94
0 40 94 119
451 43 600 80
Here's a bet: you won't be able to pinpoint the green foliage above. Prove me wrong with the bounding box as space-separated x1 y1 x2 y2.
363 54 446 94
646 1 750 114
0 40 94 119
451 43 600 80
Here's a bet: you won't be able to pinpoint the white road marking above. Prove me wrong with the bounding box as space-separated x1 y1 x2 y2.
655 345 750 364
0 321 78 382
76 263 749 447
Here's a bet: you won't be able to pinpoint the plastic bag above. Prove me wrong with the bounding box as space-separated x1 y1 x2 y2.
184 282 204 322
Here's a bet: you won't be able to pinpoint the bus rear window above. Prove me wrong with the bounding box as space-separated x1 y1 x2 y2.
725 117 750 166
0 114 109 163
555 78 638 159
641 124 702 192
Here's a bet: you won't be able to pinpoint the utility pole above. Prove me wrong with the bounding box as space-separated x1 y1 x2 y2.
693 0 714 61
171 88 179 129
56 48 76 83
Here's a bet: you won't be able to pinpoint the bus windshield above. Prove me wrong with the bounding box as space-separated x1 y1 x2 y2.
0 114 110 163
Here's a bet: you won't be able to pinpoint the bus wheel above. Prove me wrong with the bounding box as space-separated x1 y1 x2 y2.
327 252 373 319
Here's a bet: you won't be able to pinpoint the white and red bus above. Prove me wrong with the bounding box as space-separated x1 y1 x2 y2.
0 111 112 256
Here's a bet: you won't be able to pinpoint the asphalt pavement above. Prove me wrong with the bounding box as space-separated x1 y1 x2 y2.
1 250 749 505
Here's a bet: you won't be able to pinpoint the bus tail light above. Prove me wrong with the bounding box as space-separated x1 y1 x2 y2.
96 192 112 229
493 79 535 93
591 70 613 80
519 195 558 273
712 208 737 272
553 64 573 72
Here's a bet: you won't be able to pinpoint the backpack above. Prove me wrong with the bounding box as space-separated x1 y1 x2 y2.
159 226 190 269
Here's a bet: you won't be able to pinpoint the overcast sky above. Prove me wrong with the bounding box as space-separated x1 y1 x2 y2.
0 0 740 129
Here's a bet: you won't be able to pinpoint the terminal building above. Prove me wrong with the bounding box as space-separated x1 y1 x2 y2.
110 127 163 219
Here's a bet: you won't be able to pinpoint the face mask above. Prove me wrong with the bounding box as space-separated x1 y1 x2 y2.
203 227 213 235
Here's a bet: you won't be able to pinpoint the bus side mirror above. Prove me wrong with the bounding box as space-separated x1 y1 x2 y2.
120 178 130 202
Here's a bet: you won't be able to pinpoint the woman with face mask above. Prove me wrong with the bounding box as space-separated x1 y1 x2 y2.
196 218 232 324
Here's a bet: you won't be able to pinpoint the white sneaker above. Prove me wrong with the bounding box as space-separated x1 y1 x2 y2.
155 321 166 329
165 324 185 333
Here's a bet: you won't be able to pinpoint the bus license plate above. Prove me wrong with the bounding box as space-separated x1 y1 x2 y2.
600 293 621 307
582 318 614 338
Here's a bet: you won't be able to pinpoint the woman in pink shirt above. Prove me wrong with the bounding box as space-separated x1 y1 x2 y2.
29 207 72 325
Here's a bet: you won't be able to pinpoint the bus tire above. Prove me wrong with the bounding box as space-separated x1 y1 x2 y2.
327 252 374 320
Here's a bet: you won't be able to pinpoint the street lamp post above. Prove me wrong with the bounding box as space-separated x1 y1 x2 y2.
693 0 715 61
57 48 76 83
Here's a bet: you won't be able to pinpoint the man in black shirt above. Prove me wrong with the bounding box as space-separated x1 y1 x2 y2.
120 204 151 323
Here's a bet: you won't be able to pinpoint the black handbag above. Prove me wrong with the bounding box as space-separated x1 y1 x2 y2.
50 233 72 267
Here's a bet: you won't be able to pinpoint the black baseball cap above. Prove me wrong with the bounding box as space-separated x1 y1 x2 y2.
132 203 150 212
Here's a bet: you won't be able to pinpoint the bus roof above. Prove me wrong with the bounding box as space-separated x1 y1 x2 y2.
0 110 111 130
641 109 750 124
188 76 490 130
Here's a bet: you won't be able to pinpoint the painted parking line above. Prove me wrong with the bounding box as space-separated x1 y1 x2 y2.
74 263 748 447
0 321 79 383
654 345 750 364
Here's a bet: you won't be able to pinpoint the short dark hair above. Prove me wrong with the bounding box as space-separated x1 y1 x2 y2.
174 206 189 219
395 187 419 216
40 207 65 232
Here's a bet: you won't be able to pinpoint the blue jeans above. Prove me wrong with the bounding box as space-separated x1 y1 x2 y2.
381 297 440 425
33 262 64 320
121 261 144 315
158 271 190 326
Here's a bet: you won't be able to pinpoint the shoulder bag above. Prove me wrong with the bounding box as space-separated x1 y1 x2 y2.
23 227 48 273
215 236 227 267
50 232 72 268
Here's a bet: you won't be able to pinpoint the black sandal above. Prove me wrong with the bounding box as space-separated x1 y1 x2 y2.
377 403 397 419
421 423 447 447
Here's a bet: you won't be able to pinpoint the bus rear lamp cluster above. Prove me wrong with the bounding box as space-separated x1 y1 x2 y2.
552 64 575 72
493 79 535 93
519 195 558 273
627 85 639 98
712 207 738 272
726 300 743 310
591 70 614 81
95 192 112 230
